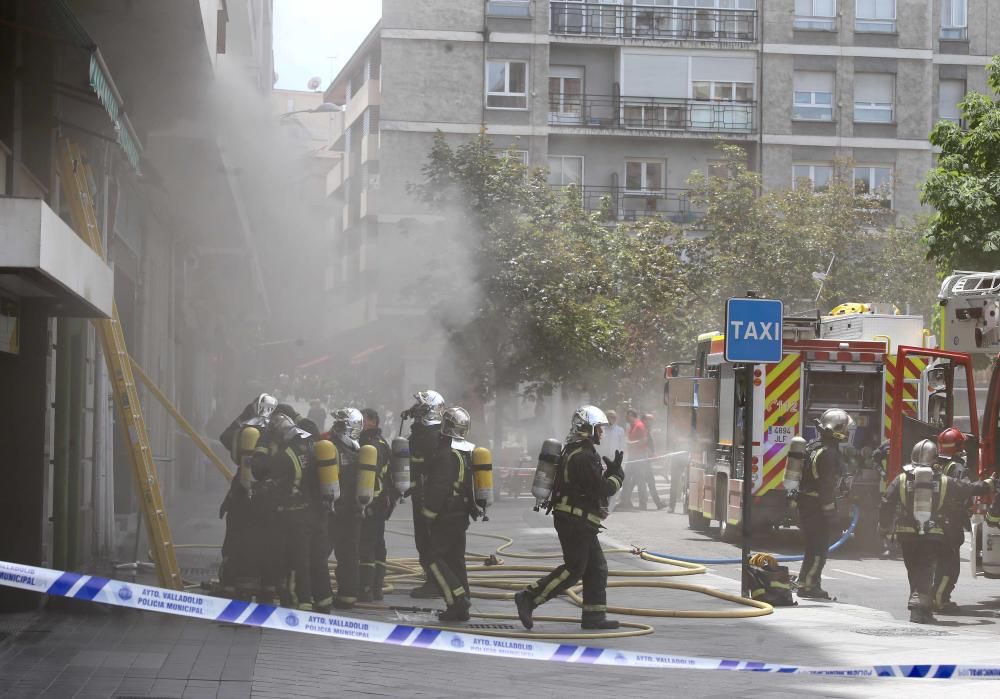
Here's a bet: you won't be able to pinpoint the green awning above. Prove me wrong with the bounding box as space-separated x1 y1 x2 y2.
45 0 143 173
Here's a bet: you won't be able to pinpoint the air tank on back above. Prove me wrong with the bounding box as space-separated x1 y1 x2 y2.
782 436 808 495
391 437 411 499
472 447 494 520
532 438 563 512
357 444 378 508
314 439 340 504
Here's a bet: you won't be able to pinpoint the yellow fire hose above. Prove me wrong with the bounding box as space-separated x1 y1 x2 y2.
175 526 772 640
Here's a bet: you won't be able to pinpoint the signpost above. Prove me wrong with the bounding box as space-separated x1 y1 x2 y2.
725 295 783 597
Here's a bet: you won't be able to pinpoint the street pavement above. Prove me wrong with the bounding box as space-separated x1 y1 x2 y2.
1 476 998 698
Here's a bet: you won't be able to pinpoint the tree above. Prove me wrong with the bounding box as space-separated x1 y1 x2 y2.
921 56 1000 271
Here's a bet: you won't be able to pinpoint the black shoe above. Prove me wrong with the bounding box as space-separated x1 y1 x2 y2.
332 597 355 610
514 591 535 630
910 608 935 624
410 582 443 599
935 600 961 614
796 587 831 599
581 617 620 630
438 599 471 622
655 502 667 510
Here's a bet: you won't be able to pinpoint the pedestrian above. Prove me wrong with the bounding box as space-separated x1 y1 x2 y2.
403 390 446 599
328 407 363 609
307 398 327 434
932 428 973 613
422 407 479 621
642 412 666 510
796 408 850 599
514 406 624 630
358 408 393 602
881 439 995 623
619 409 653 510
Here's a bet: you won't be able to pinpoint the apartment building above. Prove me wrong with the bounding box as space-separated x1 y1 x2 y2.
323 0 999 400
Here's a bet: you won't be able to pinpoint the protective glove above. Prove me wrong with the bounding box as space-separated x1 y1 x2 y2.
602 450 625 481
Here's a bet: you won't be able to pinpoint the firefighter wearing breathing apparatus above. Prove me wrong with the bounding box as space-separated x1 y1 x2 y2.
358 408 393 603
403 390 447 599
249 409 322 609
880 439 995 623
329 407 365 609
515 406 625 631
217 393 277 600
794 408 851 600
933 427 973 613
420 406 487 622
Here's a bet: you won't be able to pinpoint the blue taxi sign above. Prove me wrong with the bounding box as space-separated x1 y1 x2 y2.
724 298 783 364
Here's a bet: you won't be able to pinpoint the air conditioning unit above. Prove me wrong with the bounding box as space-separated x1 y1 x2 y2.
368 174 380 190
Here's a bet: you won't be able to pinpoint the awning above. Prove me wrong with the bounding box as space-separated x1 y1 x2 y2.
44 0 143 173
296 355 330 370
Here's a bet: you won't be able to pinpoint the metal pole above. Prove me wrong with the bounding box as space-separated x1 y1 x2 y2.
740 362 754 597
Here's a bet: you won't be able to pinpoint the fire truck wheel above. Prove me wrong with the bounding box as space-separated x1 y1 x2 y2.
688 507 710 531
719 517 740 543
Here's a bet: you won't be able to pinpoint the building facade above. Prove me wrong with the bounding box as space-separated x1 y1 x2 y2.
321 0 998 406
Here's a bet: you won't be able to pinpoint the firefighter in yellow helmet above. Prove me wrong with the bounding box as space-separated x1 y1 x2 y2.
880 439 995 623
515 406 625 630
420 406 482 622
796 408 852 600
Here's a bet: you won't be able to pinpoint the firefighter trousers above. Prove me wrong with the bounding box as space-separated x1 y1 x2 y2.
526 514 608 615
256 509 283 604
331 509 362 604
280 508 312 610
798 499 830 590
899 535 944 610
426 512 470 608
411 486 432 575
359 498 389 600
307 508 333 610
933 525 964 606
220 492 256 599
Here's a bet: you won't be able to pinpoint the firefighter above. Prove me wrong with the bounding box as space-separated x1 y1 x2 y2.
217 394 276 600
796 408 852 599
251 410 321 609
403 390 446 598
421 406 481 621
933 427 972 613
329 407 363 609
881 439 995 623
871 442 899 560
358 408 393 603
514 406 625 631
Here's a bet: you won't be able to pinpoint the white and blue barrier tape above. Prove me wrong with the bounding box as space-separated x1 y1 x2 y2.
2 560 999 680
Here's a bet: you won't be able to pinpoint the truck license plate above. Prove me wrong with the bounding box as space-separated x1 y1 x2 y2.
768 425 794 443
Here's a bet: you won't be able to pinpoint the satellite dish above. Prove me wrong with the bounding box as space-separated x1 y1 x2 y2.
307 76 322 91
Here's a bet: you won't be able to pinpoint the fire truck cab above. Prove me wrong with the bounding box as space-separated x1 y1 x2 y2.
665 306 928 543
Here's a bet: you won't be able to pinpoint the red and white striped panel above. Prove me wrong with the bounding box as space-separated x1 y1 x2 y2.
805 351 883 363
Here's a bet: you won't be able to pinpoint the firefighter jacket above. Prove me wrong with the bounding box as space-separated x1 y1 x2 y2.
801 439 841 513
421 438 475 521
331 432 360 514
408 423 441 484
250 435 314 512
551 439 623 528
880 470 993 537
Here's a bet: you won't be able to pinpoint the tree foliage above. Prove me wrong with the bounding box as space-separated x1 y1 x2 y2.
921 56 1000 271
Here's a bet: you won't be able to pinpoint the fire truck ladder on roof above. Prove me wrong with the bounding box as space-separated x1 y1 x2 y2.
57 139 182 590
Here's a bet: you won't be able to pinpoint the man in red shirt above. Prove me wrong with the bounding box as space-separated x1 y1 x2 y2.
618 410 652 510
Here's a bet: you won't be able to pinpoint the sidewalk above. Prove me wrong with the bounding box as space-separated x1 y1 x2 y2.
1 494 998 697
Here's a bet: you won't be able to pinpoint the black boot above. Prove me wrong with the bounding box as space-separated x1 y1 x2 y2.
514 591 535 630
358 567 374 603
438 598 471 622
581 612 620 630
410 580 442 599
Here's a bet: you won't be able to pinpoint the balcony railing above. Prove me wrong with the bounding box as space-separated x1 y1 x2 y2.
550 1 757 42
549 93 756 134
554 184 703 224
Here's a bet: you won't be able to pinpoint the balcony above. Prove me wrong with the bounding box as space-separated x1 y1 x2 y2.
555 185 703 225
549 1 757 43
327 159 348 197
344 79 380 130
549 93 756 134
361 133 380 164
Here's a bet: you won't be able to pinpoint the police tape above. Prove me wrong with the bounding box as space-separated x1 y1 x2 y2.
1 560 998 680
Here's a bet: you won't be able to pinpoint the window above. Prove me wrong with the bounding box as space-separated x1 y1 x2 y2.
549 67 584 124
792 164 833 191
548 155 584 186
495 149 529 166
633 1 757 39
941 0 968 40
793 71 834 121
853 166 893 206
692 81 754 102
856 0 895 33
625 159 665 193
854 73 894 123
487 0 531 17
939 79 966 124
794 0 836 30
486 61 528 109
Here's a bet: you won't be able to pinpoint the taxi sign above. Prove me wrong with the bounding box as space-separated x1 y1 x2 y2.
724 297 783 364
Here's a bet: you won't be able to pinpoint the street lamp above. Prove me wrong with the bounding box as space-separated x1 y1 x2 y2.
279 102 341 119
